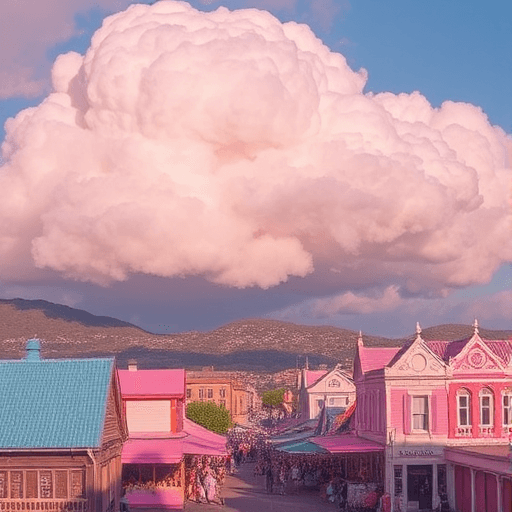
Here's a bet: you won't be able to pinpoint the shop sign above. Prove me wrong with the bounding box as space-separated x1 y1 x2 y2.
398 449 437 457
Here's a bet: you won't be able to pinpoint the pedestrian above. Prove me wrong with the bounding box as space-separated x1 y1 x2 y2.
265 463 274 494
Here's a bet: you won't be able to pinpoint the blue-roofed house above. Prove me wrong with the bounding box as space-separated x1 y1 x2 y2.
0 339 128 512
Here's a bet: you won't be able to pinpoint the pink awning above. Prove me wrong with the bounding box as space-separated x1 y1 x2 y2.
124 489 183 509
122 438 183 463
310 434 384 453
182 419 227 456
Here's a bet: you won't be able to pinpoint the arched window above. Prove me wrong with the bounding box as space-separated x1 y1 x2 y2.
328 379 340 388
457 388 471 426
479 388 494 426
502 388 512 429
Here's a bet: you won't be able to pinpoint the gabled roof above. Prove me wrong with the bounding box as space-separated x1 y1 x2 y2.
119 369 185 398
0 356 115 449
305 370 328 388
358 346 401 373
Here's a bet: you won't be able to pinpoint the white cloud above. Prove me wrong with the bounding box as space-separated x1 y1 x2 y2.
0 1 511 295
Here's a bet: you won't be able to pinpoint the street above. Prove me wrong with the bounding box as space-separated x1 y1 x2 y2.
184 461 338 512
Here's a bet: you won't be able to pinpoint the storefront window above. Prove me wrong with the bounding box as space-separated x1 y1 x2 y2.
394 466 403 496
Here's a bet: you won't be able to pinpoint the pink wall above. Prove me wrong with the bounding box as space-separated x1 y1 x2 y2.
448 382 508 438
390 388 406 435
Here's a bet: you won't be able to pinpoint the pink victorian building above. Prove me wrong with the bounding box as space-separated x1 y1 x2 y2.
354 322 512 512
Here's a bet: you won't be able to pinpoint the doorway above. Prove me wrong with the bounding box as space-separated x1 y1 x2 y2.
407 465 433 511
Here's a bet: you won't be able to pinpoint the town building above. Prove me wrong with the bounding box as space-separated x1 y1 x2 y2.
297 363 356 420
186 368 258 425
353 322 512 512
0 339 127 512
118 364 227 510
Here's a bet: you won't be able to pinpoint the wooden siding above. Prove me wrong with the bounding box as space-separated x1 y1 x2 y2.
101 382 125 447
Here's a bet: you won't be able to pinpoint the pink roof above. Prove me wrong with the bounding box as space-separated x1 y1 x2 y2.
306 370 328 387
118 369 185 397
310 433 384 453
359 347 401 373
124 489 182 509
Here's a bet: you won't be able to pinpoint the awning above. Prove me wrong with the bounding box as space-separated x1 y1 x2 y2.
276 440 328 454
182 419 227 456
310 434 384 453
122 438 183 464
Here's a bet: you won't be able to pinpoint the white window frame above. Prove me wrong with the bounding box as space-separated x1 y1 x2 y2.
503 389 512 427
411 395 429 432
457 389 471 427
479 388 494 427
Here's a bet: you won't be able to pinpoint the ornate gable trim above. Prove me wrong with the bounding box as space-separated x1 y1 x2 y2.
308 368 354 393
450 333 505 372
388 326 446 376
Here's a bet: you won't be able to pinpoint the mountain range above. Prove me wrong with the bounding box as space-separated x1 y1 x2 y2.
1 298 511 375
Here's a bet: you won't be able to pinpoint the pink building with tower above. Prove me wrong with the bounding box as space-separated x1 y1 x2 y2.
354 322 512 512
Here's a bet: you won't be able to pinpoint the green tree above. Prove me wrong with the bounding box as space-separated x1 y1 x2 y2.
261 388 286 420
186 401 232 434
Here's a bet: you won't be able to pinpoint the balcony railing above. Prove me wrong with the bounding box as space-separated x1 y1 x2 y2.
455 426 472 437
479 426 495 436
0 499 87 511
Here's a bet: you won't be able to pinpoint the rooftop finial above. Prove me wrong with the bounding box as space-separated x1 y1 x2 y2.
473 318 479 334
357 330 364 347
416 322 422 337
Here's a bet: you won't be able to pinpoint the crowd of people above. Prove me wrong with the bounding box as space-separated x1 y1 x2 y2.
185 455 227 505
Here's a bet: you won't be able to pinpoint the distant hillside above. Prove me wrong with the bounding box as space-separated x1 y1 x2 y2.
1 299 510 374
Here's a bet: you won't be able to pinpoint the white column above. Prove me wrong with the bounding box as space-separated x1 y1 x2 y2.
471 468 476 512
497 474 503 512
432 463 439 510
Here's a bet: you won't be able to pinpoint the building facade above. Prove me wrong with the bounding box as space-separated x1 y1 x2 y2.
298 364 356 420
0 340 128 512
186 368 258 425
353 323 512 512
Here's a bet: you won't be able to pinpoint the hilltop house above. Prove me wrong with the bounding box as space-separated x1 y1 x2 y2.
118 363 227 510
353 322 512 512
297 363 356 420
0 339 128 512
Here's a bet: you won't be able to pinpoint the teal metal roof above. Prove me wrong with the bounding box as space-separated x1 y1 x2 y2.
276 440 328 454
0 355 114 449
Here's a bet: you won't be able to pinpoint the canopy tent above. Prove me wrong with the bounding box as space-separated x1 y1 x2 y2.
276 439 328 454
310 433 384 453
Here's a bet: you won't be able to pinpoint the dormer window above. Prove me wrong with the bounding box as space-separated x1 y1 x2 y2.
328 379 340 388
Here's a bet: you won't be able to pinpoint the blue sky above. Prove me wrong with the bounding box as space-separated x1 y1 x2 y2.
0 0 511 338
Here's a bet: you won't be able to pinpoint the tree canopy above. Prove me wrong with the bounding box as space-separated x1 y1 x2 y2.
261 388 286 408
186 401 232 434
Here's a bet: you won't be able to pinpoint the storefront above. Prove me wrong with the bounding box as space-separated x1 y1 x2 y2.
388 446 446 512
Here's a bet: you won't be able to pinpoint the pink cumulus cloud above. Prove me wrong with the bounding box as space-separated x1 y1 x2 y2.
0 1 511 303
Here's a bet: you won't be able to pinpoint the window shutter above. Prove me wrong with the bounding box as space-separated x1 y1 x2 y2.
430 394 437 433
403 394 411 435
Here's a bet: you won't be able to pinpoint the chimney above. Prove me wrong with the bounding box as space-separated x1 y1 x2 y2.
26 339 41 361
128 360 138 371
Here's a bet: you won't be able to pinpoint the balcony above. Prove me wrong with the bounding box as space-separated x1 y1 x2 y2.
0 499 87 511
455 426 472 437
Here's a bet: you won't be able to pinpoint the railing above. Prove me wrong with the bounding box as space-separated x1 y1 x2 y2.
0 499 87 511
479 426 495 436
455 426 472 437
